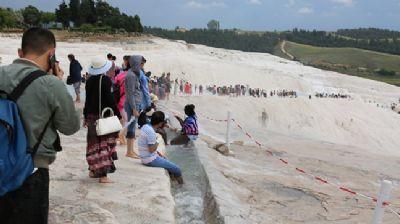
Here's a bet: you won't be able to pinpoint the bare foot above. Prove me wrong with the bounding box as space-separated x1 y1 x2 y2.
176 176 184 185
99 177 114 183
126 152 140 159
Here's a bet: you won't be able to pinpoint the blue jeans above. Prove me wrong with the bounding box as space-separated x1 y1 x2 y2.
145 157 182 177
124 103 138 139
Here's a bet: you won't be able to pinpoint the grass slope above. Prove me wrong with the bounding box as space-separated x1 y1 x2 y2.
276 41 400 86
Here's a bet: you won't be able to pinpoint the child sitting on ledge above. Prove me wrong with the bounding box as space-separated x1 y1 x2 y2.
171 104 199 147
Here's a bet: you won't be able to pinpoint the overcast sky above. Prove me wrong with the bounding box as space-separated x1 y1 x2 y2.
1 0 399 31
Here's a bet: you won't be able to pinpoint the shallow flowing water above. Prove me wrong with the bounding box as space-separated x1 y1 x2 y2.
167 144 207 224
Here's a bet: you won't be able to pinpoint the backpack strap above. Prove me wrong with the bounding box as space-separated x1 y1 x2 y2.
8 70 47 102
6 70 55 156
30 111 56 156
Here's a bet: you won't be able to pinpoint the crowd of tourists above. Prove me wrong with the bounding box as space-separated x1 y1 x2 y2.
314 92 352 99
0 28 199 224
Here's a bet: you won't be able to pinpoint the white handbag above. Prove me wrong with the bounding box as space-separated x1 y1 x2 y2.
95 76 122 136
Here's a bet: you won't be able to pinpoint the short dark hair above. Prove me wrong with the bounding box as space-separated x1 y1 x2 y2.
107 53 113 59
68 54 75 61
21 27 56 55
112 55 116 61
123 55 130 61
184 104 196 116
151 111 165 126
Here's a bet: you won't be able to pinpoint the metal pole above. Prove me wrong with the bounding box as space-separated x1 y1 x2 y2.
372 180 392 224
225 111 231 148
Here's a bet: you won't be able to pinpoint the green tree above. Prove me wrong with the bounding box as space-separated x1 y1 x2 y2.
133 15 143 32
0 8 18 28
207 20 220 31
41 12 56 24
22 5 41 27
55 1 70 27
80 0 97 24
95 1 113 25
69 0 80 26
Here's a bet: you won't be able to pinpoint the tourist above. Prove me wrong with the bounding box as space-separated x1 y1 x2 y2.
139 57 151 111
171 104 199 146
114 55 131 145
106 53 116 80
0 28 80 224
125 55 144 159
165 72 171 100
67 54 83 103
174 78 178 96
158 73 166 100
138 111 183 184
83 56 121 183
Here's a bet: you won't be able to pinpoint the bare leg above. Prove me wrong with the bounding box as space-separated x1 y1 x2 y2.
76 94 81 103
126 138 139 159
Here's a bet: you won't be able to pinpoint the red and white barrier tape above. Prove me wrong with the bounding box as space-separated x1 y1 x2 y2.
162 106 400 219
230 118 400 213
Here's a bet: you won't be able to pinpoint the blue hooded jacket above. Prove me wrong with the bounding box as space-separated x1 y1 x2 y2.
140 69 151 110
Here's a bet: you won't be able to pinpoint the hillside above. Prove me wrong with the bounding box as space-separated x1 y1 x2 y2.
276 41 400 86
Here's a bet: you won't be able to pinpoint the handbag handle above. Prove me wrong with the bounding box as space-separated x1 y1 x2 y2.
98 75 103 118
101 107 114 118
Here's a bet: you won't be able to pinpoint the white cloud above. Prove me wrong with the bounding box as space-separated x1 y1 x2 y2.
247 0 262 5
298 7 314 14
185 0 227 9
331 0 355 7
285 0 296 8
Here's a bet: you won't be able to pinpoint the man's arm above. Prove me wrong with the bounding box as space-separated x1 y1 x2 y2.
50 78 80 135
148 142 159 153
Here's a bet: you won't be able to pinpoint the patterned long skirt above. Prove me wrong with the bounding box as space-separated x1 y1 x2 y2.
86 114 118 178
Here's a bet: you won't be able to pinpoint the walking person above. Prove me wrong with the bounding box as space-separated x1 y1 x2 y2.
124 55 144 159
0 28 80 224
138 111 184 184
83 56 121 183
165 72 172 100
67 54 83 103
174 78 178 96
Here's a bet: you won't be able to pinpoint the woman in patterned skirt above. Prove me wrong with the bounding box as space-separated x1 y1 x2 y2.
83 57 121 183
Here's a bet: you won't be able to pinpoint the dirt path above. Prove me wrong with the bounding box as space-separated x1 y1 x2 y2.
281 40 295 60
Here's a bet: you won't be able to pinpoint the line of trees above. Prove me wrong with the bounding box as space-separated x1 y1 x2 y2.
0 6 55 28
337 28 400 40
145 27 280 53
146 23 400 56
55 0 143 32
0 1 143 33
282 28 400 56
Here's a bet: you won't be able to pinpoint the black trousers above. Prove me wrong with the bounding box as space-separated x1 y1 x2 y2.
0 168 49 224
